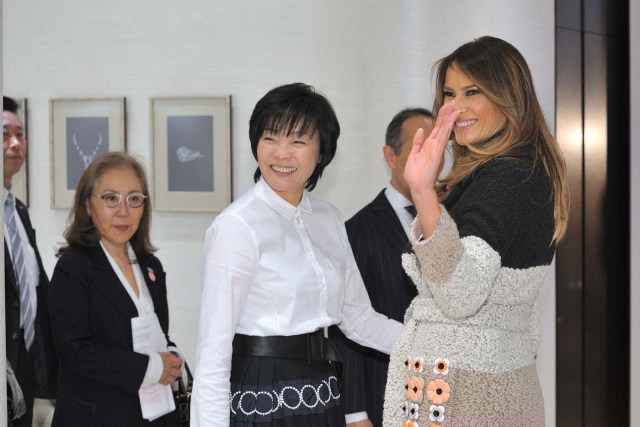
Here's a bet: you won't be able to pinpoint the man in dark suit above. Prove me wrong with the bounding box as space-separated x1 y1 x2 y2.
4 96 58 426
330 108 434 427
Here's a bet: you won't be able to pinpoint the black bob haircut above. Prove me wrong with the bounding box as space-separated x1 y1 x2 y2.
249 83 340 191
3 96 19 113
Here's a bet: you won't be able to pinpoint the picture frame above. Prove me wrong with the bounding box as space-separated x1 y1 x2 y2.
50 97 126 209
150 96 232 212
12 98 29 205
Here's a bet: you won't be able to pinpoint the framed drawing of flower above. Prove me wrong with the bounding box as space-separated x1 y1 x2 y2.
150 96 231 212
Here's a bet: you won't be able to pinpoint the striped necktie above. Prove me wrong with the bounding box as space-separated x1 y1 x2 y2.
5 194 35 349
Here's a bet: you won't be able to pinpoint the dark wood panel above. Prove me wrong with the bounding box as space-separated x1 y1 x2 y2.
582 32 608 427
584 0 628 37
556 0 582 31
584 0 606 34
555 0 631 425
555 26 584 427
602 3 631 422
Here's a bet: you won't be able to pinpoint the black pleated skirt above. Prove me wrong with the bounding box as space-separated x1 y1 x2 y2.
229 355 346 427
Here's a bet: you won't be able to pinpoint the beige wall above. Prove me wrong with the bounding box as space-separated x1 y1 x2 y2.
2 1 558 424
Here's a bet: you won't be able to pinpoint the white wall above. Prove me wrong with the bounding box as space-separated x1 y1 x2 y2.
2 1 556 424
630 0 639 424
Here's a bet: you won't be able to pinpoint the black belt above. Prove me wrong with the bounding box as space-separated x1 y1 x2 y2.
232 329 343 386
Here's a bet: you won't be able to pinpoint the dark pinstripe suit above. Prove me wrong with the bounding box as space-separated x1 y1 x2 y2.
329 189 417 427
5 197 58 427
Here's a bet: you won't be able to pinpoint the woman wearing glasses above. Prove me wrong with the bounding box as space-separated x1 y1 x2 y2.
48 152 182 426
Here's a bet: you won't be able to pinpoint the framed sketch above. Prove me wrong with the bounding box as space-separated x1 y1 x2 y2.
150 96 231 212
50 98 126 209
11 98 29 205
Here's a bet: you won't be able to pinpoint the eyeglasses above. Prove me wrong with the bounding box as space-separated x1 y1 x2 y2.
93 192 148 208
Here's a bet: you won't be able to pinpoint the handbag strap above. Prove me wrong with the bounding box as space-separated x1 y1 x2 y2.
176 360 193 393
183 360 193 386
184 360 193 386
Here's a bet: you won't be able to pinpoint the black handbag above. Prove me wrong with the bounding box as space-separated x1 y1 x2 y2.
173 361 193 427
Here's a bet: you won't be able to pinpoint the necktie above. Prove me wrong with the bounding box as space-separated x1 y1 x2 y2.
5 194 35 349
404 205 417 218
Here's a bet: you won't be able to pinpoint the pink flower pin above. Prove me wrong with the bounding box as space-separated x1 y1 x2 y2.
147 267 156 282
426 378 451 404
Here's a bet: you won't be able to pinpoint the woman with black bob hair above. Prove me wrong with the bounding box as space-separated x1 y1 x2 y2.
248 82 339 191
192 83 403 426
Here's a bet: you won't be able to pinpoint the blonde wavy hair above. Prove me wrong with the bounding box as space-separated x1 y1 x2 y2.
433 36 569 243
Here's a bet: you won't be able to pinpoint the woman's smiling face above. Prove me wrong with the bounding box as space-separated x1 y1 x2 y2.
257 128 320 206
444 64 507 146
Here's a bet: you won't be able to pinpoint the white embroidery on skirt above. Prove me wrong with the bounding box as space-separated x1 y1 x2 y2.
230 376 341 417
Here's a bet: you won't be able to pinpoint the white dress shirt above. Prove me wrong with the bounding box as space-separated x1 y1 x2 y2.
191 178 404 427
384 183 414 238
3 189 39 328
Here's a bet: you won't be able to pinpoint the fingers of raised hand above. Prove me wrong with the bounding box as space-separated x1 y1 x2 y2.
413 127 425 142
410 127 426 154
431 102 459 146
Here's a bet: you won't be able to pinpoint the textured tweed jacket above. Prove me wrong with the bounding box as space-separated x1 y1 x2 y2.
383 151 555 426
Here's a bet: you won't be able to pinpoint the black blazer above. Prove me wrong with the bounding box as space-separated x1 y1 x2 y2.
4 197 58 398
329 190 417 427
48 245 179 427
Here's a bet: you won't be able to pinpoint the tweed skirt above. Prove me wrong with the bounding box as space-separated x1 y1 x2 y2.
383 357 544 426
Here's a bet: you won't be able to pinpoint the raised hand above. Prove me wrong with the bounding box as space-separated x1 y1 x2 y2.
404 102 459 196
404 102 459 238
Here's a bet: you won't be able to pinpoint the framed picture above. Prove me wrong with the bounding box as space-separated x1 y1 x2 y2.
12 98 29 205
150 96 231 212
50 98 126 209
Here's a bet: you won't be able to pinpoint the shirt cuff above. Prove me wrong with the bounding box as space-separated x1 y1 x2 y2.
141 352 163 388
167 345 180 357
345 411 368 424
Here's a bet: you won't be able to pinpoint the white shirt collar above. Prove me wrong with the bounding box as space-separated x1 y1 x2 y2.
384 182 412 211
254 178 313 220
384 183 414 238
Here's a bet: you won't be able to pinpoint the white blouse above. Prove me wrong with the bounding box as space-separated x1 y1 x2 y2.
191 179 403 426
100 241 164 388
